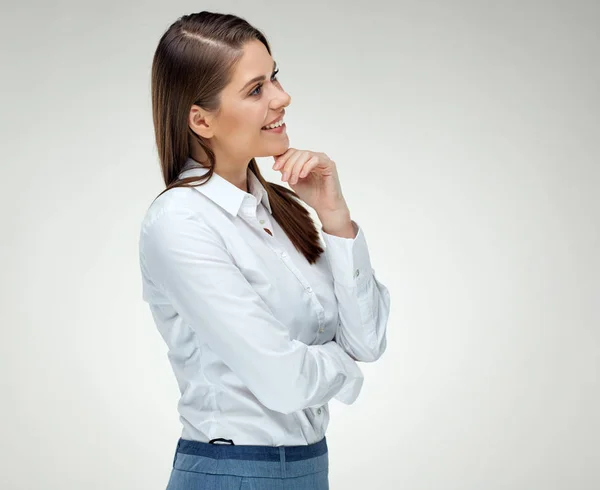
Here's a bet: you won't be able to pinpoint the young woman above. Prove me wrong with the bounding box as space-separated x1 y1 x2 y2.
139 11 391 490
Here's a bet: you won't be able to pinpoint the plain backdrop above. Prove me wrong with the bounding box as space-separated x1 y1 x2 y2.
1 1 598 489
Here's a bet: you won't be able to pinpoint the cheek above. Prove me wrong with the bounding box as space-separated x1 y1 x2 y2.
239 104 267 130
220 104 270 147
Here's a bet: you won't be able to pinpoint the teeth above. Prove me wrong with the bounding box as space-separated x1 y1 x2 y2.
262 119 284 130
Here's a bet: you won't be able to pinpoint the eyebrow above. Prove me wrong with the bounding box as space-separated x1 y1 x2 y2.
239 60 277 93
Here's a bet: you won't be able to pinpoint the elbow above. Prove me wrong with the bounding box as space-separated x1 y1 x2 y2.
361 301 390 362
353 336 387 363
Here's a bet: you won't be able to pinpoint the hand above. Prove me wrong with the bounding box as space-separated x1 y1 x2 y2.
272 148 348 214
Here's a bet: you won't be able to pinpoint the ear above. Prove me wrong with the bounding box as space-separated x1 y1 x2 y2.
189 104 215 139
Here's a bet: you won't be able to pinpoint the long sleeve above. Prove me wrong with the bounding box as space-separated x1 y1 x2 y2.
139 209 364 415
321 220 390 363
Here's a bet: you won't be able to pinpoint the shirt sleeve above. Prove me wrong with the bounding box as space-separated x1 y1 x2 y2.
321 220 391 363
139 209 364 415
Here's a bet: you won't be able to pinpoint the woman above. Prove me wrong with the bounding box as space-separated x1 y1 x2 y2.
139 11 391 490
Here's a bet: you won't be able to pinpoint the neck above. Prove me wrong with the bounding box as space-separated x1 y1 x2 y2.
190 141 250 193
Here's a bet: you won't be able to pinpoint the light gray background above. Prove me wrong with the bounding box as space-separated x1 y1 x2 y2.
1 1 598 489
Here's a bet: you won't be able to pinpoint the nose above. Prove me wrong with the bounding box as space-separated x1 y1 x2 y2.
270 85 291 109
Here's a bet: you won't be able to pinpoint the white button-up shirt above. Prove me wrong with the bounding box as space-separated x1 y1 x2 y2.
138 158 391 446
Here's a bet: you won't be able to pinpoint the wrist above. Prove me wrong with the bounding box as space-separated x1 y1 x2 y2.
319 212 355 239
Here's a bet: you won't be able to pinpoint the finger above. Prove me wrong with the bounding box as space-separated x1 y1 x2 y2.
291 156 319 184
273 148 295 170
282 151 309 182
289 154 314 184
301 156 320 176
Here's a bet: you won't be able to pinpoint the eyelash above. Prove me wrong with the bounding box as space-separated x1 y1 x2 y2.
250 69 280 96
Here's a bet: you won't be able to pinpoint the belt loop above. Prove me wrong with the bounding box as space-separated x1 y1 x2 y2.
279 446 286 478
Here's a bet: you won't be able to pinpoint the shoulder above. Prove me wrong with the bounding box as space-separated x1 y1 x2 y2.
138 186 223 249
141 187 194 229
141 181 227 228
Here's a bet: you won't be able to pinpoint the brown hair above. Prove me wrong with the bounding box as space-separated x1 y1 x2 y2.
150 11 324 264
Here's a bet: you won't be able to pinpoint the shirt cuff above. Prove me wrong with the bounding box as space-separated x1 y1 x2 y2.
321 220 373 290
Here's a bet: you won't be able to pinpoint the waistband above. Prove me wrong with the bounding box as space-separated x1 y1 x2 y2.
172 436 329 478
176 436 328 462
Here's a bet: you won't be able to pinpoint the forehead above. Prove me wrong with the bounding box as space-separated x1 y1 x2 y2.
229 40 273 87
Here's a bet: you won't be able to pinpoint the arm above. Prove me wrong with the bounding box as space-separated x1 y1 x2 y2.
320 219 391 363
139 209 364 415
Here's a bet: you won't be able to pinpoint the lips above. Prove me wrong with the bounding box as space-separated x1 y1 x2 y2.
262 113 285 129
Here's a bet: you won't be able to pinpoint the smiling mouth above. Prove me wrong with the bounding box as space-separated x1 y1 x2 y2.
261 123 286 134
261 117 285 130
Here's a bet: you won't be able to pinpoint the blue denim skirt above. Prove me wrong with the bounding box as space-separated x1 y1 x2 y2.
166 436 329 489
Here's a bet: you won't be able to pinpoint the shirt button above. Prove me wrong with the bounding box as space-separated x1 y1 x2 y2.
259 219 265 224
318 327 324 333
306 286 312 293
354 269 360 278
317 408 322 414
281 251 287 258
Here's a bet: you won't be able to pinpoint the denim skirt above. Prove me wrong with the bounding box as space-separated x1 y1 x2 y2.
166 436 329 489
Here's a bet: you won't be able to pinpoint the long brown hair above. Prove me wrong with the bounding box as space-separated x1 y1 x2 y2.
150 11 324 264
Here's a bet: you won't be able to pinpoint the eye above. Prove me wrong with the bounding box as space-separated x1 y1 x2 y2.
250 69 280 97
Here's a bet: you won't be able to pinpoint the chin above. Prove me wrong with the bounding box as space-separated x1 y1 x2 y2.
257 141 290 158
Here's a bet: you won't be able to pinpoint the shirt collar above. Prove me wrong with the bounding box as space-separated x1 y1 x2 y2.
178 157 273 217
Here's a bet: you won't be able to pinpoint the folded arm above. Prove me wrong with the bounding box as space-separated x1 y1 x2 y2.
139 209 364 415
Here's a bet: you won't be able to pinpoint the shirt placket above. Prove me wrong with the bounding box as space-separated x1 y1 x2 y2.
239 197 326 335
